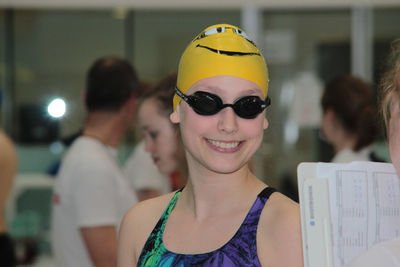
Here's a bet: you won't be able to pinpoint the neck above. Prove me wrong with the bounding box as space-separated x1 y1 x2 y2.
180 163 265 220
334 133 357 153
83 111 127 148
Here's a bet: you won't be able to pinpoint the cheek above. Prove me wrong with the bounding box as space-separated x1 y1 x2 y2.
159 128 178 156
242 118 266 137
180 109 212 135
389 130 400 165
389 139 400 175
389 118 400 172
162 137 178 158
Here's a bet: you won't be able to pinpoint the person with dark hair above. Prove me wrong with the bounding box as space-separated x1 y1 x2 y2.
321 74 382 163
52 56 139 267
346 40 400 267
118 24 302 267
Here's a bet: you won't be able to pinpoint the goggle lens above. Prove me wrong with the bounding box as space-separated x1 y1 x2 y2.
189 91 223 115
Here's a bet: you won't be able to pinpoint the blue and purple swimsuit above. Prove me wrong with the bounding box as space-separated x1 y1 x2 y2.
137 187 276 267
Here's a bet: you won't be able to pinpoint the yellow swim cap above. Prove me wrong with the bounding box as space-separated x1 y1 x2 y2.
174 23 269 110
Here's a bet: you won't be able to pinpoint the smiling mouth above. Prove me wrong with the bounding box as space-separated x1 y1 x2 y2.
196 44 261 57
206 138 241 149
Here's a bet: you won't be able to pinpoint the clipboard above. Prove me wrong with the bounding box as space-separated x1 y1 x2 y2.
297 162 334 267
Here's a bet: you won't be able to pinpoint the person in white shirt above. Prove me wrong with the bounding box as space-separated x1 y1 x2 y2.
347 39 400 267
320 74 382 163
51 57 139 267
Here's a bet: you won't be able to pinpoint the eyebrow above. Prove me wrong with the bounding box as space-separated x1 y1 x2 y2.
140 125 150 132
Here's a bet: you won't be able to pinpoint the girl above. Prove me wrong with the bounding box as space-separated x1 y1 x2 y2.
138 73 187 192
118 24 303 267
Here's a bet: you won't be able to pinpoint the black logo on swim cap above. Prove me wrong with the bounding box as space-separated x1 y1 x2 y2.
196 44 261 57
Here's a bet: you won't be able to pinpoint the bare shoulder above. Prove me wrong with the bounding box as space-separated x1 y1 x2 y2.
118 192 176 265
123 191 176 224
258 191 303 267
260 192 301 245
262 191 300 224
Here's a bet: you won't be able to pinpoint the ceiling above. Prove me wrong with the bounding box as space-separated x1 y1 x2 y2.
0 0 399 10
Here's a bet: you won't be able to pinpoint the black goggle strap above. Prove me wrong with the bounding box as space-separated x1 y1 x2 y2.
175 87 190 103
264 96 271 108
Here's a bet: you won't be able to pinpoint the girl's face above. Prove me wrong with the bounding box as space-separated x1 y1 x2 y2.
138 98 179 176
170 75 268 174
389 96 400 174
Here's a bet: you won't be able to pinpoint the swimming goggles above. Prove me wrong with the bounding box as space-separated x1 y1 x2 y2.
175 87 271 119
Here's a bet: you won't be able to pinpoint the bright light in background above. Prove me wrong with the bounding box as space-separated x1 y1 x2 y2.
47 98 66 118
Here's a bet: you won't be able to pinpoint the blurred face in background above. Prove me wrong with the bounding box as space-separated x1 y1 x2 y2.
139 98 179 176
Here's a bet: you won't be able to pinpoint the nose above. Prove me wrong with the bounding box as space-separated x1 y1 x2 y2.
143 137 154 153
217 107 238 134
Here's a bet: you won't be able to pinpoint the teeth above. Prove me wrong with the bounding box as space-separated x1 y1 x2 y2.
208 139 240 149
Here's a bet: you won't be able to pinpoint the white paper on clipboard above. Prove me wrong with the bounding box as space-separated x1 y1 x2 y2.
297 161 400 267
298 162 334 267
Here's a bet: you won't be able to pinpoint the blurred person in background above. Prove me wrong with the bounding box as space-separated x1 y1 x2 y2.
123 80 173 202
136 73 187 192
347 40 400 267
0 129 17 267
51 56 139 267
321 74 383 163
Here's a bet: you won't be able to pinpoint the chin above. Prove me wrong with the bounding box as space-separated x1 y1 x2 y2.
158 167 169 176
206 160 246 174
158 166 174 177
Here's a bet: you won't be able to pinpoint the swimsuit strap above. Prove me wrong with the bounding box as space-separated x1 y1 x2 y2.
228 187 277 264
258 186 277 202
138 189 182 265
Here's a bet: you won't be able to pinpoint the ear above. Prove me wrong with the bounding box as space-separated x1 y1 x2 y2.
127 94 136 112
263 117 269 130
120 94 136 124
121 94 136 115
324 108 336 123
170 105 181 124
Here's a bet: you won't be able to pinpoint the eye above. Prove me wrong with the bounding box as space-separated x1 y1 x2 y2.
235 28 249 39
149 131 158 140
204 26 226 36
143 130 158 141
